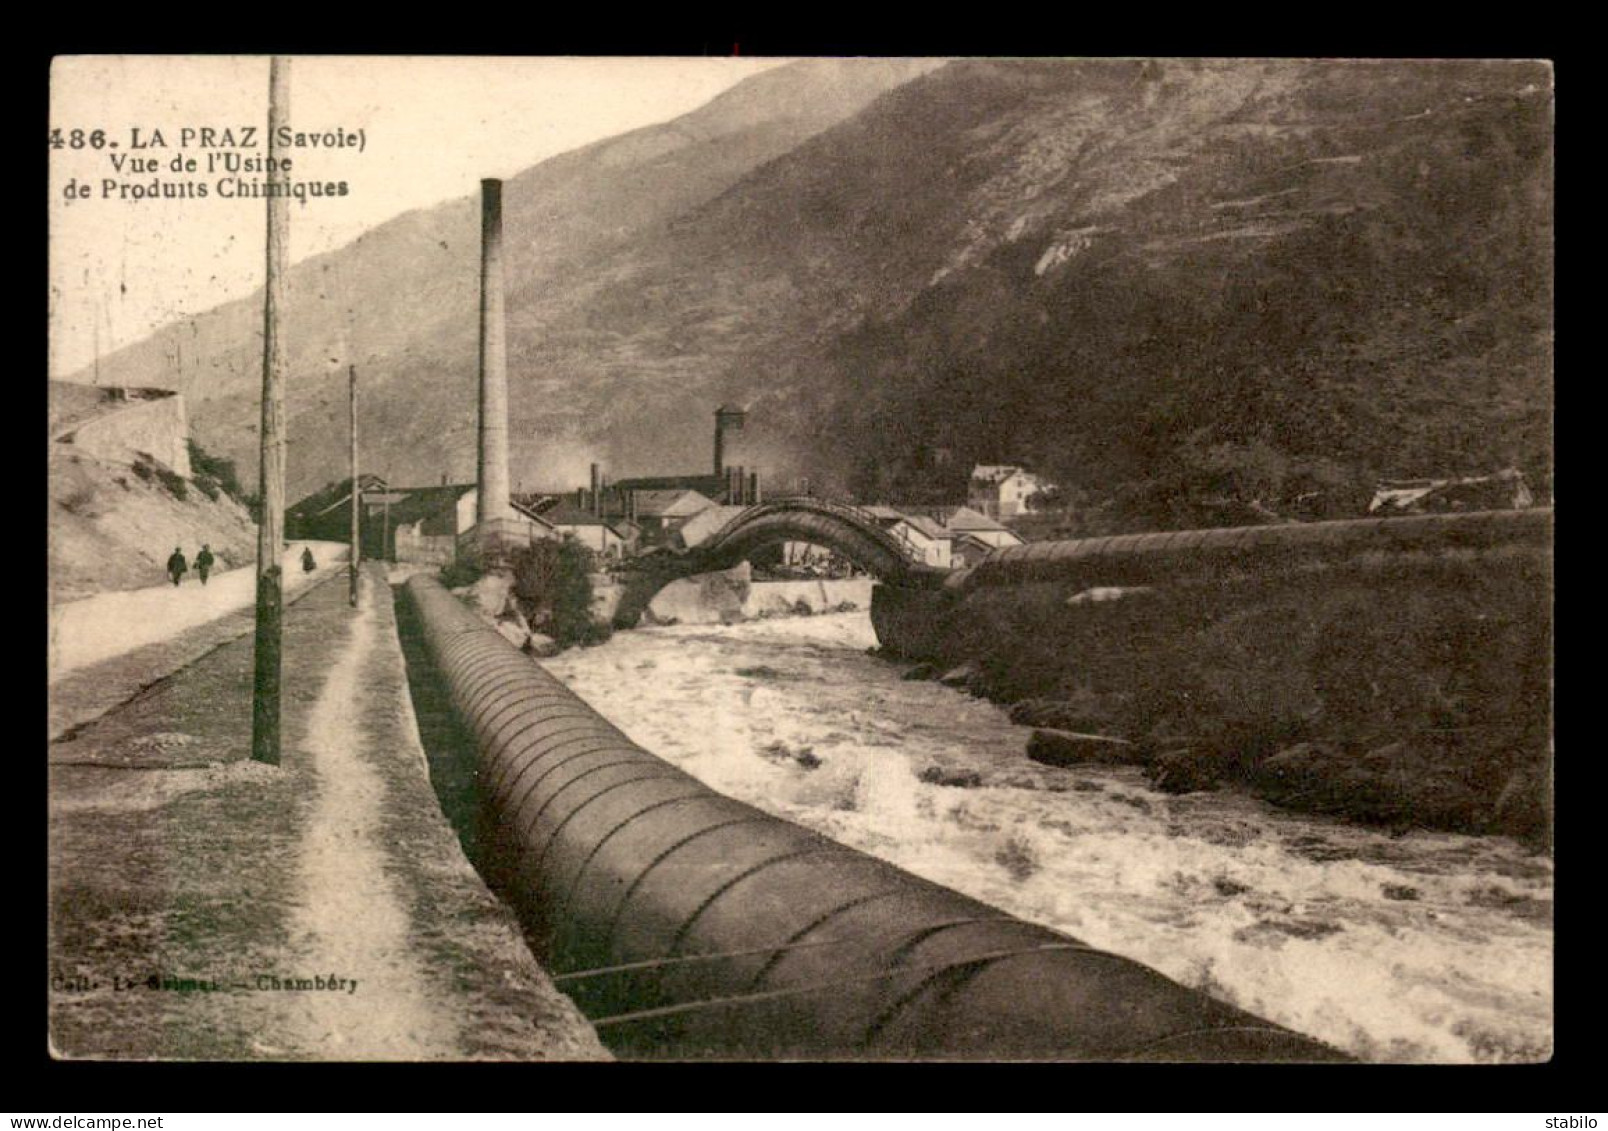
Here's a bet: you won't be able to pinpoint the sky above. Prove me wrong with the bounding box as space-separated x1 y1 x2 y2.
48 55 791 379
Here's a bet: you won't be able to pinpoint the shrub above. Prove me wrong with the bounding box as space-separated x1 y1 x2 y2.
439 546 484 589
128 452 188 499
59 485 96 514
187 439 248 503
511 540 604 648
154 465 188 500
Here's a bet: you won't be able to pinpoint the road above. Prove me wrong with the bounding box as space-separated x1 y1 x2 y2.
49 541 349 680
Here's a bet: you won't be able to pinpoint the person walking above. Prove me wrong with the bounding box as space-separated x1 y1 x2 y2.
195 544 215 585
166 547 188 587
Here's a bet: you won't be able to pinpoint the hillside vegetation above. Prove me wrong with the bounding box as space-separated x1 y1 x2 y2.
71 59 1551 532
50 444 257 602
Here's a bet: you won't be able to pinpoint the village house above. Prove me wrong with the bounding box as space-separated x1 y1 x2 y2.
289 478 558 564
366 483 483 565
539 499 635 558
891 513 954 569
967 465 1050 520
286 474 390 544
935 504 1027 550
950 532 1000 569
676 504 750 550
625 488 720 547
861 505 955 569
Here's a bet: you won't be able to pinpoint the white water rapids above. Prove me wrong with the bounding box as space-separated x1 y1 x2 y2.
542 609 1553 1063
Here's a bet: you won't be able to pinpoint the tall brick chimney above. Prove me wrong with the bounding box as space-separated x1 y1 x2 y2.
476 178 512 527
714 404 746 477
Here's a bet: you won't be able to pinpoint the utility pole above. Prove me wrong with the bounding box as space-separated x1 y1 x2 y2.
251 56 291 767
349 363 360 607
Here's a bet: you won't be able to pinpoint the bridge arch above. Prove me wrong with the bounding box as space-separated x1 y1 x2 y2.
612 498 945 628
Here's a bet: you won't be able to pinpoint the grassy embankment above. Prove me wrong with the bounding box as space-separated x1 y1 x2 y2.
48 567 607 1060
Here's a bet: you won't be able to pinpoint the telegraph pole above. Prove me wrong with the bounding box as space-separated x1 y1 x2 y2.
251 56 291 766
349 364 360 607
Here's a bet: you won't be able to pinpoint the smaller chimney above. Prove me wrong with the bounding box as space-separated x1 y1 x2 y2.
628 490 637 523
749 471 761 505
575 487 585 509
590 464 601 516
441 472 448 487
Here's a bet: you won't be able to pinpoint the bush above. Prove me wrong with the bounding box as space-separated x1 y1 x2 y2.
154 465 188 500
511 540 605 648
439 546 484 589
187 439 248 504
59 485 97 514
131 451 187 500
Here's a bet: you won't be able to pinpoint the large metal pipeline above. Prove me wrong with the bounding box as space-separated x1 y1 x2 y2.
954 507 1552 592
405 574 1350 1061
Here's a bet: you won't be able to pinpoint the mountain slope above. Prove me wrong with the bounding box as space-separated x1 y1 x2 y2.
536 57 1551 520
70 58 1551 528
72 59 939 499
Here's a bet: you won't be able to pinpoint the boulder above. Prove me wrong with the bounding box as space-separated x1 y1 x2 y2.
1492 763 1551 843
938 663 976 688
901 662 938 682
523 633 560 659
1252 741 1348 802
1252 739 1489 829
1026 728 1138 768
1145 747 1224 793
1007 697 1120 733
918 765 984 788
494 620 529 650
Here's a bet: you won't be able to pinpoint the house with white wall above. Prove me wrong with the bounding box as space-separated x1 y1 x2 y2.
967 465 1050 520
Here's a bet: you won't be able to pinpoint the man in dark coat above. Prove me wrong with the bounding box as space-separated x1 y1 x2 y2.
167 547 188 586
301 546 317 573
195 544 215 585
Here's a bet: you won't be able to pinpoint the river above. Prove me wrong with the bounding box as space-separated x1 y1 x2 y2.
542 609 1553 1063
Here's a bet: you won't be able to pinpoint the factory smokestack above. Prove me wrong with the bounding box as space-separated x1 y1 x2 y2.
590 463 601 517
714 404 746 477
476 178 512 527
749 471 761 505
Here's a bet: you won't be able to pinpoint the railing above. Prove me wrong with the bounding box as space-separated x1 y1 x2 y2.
700 496 926 569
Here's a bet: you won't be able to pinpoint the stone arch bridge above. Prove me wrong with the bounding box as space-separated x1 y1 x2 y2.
611 497 947 628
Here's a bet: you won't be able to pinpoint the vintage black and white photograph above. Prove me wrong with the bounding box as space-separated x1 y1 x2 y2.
46 54 1553 1063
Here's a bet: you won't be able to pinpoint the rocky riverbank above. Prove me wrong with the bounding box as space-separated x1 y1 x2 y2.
874 547 1551 843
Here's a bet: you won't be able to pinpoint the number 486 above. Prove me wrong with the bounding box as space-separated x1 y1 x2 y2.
50 129 108 149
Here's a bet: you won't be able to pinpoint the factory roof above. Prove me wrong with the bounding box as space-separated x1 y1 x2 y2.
630 489 720 518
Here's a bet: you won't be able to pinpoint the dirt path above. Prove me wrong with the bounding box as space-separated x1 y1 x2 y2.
51 566 607 1061
278 569 455 1059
